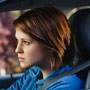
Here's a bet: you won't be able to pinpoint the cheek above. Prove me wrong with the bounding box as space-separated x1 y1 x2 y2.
25 46 46 62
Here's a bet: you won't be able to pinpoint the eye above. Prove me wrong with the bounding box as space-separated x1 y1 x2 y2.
23 41 30 45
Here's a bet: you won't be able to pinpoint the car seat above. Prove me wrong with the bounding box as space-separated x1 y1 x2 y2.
68 7 90 89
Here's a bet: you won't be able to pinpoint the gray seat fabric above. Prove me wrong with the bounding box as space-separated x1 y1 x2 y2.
85 70 90 89
69 9 90 64
69 8 90 89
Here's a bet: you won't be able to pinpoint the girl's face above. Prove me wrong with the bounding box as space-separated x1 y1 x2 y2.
15 29 48 69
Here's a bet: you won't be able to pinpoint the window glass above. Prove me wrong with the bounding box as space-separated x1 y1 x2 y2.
0 10 25 76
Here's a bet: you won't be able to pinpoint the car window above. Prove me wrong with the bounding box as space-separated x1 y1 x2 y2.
0 10 26 76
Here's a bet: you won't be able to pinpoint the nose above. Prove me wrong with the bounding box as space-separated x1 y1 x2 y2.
15 43 23 54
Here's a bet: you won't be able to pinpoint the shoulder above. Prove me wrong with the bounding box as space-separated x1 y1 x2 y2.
23 66 41 78
60 74 84 88
6 66 41 90
46 74 85 90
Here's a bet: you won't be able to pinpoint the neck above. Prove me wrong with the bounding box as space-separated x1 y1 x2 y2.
39 54 54 79
41 68 53 79
39 61 54 79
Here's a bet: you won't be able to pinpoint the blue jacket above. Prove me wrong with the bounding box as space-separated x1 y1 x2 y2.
1 65 84 90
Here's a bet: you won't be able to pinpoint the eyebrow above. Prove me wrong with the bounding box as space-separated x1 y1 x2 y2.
15 34 32 41
15 37 32 41
21 38 31 41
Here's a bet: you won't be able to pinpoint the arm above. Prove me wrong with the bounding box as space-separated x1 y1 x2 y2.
7 69 30 90
1 66 40 90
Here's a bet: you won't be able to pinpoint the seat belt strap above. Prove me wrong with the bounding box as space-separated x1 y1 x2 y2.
39 60 90 90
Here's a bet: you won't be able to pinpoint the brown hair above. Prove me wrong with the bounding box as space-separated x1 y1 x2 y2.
14 5 72 69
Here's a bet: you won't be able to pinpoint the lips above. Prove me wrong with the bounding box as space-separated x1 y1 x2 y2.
18 57 25 62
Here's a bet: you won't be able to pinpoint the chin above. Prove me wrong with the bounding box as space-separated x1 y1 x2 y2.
20 63 28 69
20 65 27 69
20 63 33 69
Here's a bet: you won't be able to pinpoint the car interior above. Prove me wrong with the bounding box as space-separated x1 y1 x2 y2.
68 7 90 89
0 0 90 89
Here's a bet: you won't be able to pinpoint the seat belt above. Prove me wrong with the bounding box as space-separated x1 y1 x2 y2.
39 60 90 90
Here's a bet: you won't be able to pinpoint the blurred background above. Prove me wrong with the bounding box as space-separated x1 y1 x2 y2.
0 11 25 76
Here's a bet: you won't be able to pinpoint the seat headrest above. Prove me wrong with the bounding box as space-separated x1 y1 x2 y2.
69 9 90 59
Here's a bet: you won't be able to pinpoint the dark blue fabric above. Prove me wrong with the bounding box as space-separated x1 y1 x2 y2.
1 65 85 90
